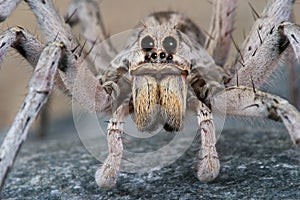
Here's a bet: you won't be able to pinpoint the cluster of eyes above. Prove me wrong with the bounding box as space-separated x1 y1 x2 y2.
141 35 177 62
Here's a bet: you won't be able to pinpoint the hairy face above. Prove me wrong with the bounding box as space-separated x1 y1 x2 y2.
107 12 224 132
129 25 191 132
108 12 221 132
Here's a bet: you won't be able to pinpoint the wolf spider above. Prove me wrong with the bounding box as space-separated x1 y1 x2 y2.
0 0 300 189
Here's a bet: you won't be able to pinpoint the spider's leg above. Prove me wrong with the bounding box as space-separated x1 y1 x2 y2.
0 0 21 21
205 0 236 67
0 27 44 66
228 21 300 88
0 28 58 138
188 96 220 182
0 27 77 102
95 102 130 188
0 42 65 190
281 22 300 108
0 27 112 114
25 0 114 113
0 27 75 138
211 86 300 144
66 0 117 74
228 0 294 84
26 0 79 50
287 59 299 108
281 22 300 61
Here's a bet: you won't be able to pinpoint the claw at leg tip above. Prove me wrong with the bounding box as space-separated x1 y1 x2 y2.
197 159 220 183
95 166 117 189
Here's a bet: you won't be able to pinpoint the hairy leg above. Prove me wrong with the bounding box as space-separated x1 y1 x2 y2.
281 22 300 61
0 42 65 190
211 86 300 144
287 60 299 108
0 0 118 189
231 0 294 74
0 27 44 66
281 22 300 108
95 102 130 188
205 0 236 67
189 96 220 182
0 0 112 113
0 0 21 21
66 0 117 74
228 0 295 88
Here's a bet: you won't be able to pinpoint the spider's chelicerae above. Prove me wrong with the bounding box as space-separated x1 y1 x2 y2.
0 0 300 189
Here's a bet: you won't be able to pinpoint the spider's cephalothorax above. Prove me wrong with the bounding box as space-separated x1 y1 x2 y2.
131 13 197 132
1 0 300 191
112 11 222 132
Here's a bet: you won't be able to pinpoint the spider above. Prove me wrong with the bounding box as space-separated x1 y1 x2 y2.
0 0 300 190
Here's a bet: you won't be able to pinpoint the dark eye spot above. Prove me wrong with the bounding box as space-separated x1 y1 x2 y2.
163 36 177 53
141 36 155 52
167 54 173 60
144 54 151 61
151 52 158 59
160 52 166 59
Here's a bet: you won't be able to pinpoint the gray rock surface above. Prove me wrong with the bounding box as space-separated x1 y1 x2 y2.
1 116 300 200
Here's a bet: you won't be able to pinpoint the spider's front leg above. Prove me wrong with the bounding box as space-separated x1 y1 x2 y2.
0 0 118 189
0 42 65 189
189 96 220 182
0 0 117 115
95 102 130 188
212 86 300 144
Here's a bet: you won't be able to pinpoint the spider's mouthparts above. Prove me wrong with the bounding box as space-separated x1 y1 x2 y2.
132 74 187 132
129 63 189 79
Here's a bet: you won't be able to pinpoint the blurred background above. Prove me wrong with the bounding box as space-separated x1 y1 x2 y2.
0 0 299 134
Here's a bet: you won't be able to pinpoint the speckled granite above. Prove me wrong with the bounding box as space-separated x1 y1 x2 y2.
1 117 300 200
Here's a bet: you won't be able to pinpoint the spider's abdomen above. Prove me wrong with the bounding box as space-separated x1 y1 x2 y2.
146 11 206 46
132 75 187 132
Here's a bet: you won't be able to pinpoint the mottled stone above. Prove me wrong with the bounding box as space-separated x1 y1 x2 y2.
1 116 300 199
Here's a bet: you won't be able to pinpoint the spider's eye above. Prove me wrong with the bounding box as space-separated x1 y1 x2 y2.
141 36 155 52
163 36 177 53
